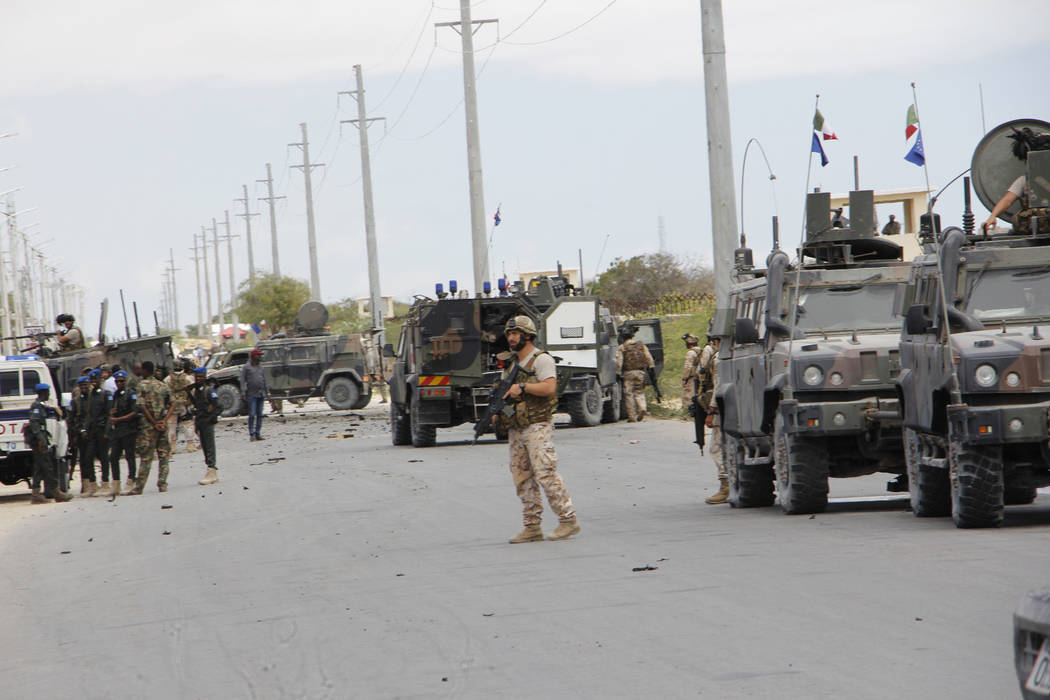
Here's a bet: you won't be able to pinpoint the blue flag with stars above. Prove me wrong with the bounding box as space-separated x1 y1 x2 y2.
811 131 829 167
904 129 925 166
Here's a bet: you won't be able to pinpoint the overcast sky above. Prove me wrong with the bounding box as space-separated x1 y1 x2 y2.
2 0 1048 338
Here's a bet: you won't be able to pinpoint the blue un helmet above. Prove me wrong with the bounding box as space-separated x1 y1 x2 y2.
114 370 127 379
35 383 50 393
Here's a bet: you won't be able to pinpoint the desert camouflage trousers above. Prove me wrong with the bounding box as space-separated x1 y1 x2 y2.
623 369 648 422
708 415 725 479
509 421 575 527
136 424 171 488
166 414 200 454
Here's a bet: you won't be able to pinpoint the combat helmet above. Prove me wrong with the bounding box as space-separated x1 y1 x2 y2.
504 315 537 337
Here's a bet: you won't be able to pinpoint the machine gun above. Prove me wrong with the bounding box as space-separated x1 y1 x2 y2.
472 358 522 443
2 331 58 355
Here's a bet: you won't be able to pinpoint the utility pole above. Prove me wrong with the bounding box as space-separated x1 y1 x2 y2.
199 226 214 340
190 236 204 338
221 210 238 340
700 0 739 331
0 229 8 353
168 248 179 333
6 202 22 340
211 218 225 340
21 233 35 326
340 64 387 344
257 163 285 276
437 2 496 294
290 124 324 300
235 184 259 285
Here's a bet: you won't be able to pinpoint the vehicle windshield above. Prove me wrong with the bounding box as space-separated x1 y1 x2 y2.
964 267 1050 321
791 283 899 331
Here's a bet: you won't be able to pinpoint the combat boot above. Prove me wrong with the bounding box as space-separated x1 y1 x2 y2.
50 488 73 502
508 525 544 544
158 483 167 493
547 519 581 541
30 488 48 504
705 478 729 505
198 467 219 485
123 479 144 496
98 481 110 496
108 481 121 497
124 477 136 491
81 480 98 497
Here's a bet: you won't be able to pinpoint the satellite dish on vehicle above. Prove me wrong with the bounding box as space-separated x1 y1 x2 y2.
971 118 1050 223
294 302 329 333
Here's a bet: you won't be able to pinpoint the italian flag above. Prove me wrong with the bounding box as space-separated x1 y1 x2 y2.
905 105 919 139
813 109 837 140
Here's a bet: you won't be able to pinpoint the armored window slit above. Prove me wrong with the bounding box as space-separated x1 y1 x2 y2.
1041 348 1050 382
860 351 878 380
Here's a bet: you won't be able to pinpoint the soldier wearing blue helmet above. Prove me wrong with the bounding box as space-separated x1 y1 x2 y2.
27 383 72 504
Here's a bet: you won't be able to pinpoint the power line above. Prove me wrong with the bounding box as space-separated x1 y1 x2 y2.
370 1 437 113
503 0 618 46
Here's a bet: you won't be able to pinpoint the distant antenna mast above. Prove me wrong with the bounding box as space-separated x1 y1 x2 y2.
978 83 987 134
657 216 667 254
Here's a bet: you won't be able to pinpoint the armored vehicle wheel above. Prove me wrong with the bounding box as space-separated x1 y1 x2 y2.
323 377 360 411
215 384 243 418
1005 486 1038 506
601 381 622 423
774 413 829 514
904 428 950 517
568 380 603 427
949 441 1004 528
409 398 436 447
391 402 412 446
726 433 774 508
350 384 372 410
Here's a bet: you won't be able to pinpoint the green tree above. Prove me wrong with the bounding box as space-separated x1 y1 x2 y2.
231 273 311 332
592 253 713 305
327 297 371 334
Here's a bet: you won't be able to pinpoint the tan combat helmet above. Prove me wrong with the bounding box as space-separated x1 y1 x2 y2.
682 333 699 345
505 315 537 337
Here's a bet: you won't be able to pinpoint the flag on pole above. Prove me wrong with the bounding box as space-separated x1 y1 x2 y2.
813 109 837 140
811 131 829 167
904 129 925 166
493 206 501 227
905 105 919 139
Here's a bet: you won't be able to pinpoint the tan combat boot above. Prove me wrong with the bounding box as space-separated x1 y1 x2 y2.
30 488 48 504
124 477 136 491
198 468 219 485
547 519 581 541
705 477 729 505
108 481 121 497
98 481 109 496
508 525 543 544
81 480 98 497
50 488 73 502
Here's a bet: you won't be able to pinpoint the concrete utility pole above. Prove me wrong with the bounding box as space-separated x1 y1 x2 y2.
199 226 214 340
190 236 204 337
21 233 35 326
437 1 496 294
257 163 285 277
290 124 324 301
340 64 387 344
167 248 179 333
211 218 225 340
221 210 239 340
0 231 9 353
700 0 739 329
235 184 259 285
7 203 23 339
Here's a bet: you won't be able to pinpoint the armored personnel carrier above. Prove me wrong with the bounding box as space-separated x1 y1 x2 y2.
718 189 914 513
897 118 1050 528
388 271 641 447
210 302 372 416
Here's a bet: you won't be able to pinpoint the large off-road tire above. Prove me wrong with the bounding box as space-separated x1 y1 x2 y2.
323 377 361 411
409 398 436 448
904 427 950 517
949 440 1004 528
726 432 775 508
390 402 412 446
774 412 829 514
1005 485 1038 506
567 379 603 427
350 384 372 410
601 381 622 423
215 384 243 418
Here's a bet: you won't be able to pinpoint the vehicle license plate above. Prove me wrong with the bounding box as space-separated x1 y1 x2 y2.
1027 638 1050 695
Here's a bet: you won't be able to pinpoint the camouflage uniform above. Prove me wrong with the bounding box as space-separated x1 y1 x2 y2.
505 349 576 527
134 376 172 490
699 343 724 479
682 346 701 405
164 370 198 452
618 338 655 422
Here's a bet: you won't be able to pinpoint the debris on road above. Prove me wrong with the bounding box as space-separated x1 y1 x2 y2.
60 550 70 555
162 530 171 535
161 504 173 510
632 565 658 572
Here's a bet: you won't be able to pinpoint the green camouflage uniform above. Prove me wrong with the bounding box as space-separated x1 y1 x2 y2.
135 376 172 489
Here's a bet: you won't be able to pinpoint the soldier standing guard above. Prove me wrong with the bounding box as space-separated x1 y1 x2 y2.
26 383 73 504
125 361 173 495
84 369 113 496
496 316 580 543
190 366 223 485
681 333 704 450
617 324 658 422
700 333 727 504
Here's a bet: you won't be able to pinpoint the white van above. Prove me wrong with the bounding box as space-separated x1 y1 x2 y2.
0 355 69 491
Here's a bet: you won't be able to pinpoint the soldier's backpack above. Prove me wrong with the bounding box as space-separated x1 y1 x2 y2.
621 341 649 371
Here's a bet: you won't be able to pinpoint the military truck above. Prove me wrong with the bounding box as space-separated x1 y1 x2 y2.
897 118 1050 528
717 189 914 514
388 272 645 447
209 302 372 417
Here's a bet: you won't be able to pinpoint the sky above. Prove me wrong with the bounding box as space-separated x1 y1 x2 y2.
2 0 1048 339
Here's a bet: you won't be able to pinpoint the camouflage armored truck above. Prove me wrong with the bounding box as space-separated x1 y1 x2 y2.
717 189 914 514
897 118 1050 528
388 272 649 447
209 302 373 417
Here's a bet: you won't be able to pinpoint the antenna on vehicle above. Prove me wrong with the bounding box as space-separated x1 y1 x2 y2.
772 216 780 251
97 298 109 346
119 290 131 340
962 177 975 236
132 302 142 338
154 311 160 336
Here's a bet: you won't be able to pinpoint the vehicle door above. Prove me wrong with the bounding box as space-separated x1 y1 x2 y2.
260 345 288 395
629 318 664 377
285 341 326 397
724 292 767 438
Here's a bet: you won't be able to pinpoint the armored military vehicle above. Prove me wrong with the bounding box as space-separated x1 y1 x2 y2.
897 118 1050 528
209 302 372 417
717 189 913 514
388 272 638 447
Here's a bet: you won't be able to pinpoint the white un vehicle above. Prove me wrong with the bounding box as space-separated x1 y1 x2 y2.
0 355 70 492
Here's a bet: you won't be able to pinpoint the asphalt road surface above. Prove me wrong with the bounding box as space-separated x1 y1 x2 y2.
1 400 1048 699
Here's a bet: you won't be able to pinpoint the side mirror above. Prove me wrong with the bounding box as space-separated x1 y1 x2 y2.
382 343 395 358
734 317 760 345
904 304 933 335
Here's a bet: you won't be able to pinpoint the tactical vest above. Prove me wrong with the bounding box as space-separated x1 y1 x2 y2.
1014 207 1050 235
508 351 559 430
699 345 716 409
621 340 649 371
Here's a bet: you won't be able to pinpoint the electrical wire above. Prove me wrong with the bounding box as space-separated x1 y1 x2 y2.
370 1 437 113
502 0 618 46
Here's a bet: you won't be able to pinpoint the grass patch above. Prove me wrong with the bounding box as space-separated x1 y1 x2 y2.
637 301 715 419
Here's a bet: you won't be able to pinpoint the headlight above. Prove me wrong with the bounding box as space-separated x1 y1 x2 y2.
829 372 844 386
802 365 824 386
974 364 997 388
1005 372 1021 388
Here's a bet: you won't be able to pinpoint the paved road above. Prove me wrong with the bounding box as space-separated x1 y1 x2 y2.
0 400 1047 699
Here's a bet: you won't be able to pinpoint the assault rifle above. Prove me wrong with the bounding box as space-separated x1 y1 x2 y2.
690 376 705 454
646 367 663 403
472 357 521 443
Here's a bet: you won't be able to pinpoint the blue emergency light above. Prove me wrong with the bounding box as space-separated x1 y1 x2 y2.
449 279 458 295
5 355 38 361
497 278 507 296
482 281 491 295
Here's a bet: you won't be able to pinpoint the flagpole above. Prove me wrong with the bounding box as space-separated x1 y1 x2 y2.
911 82 932 201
